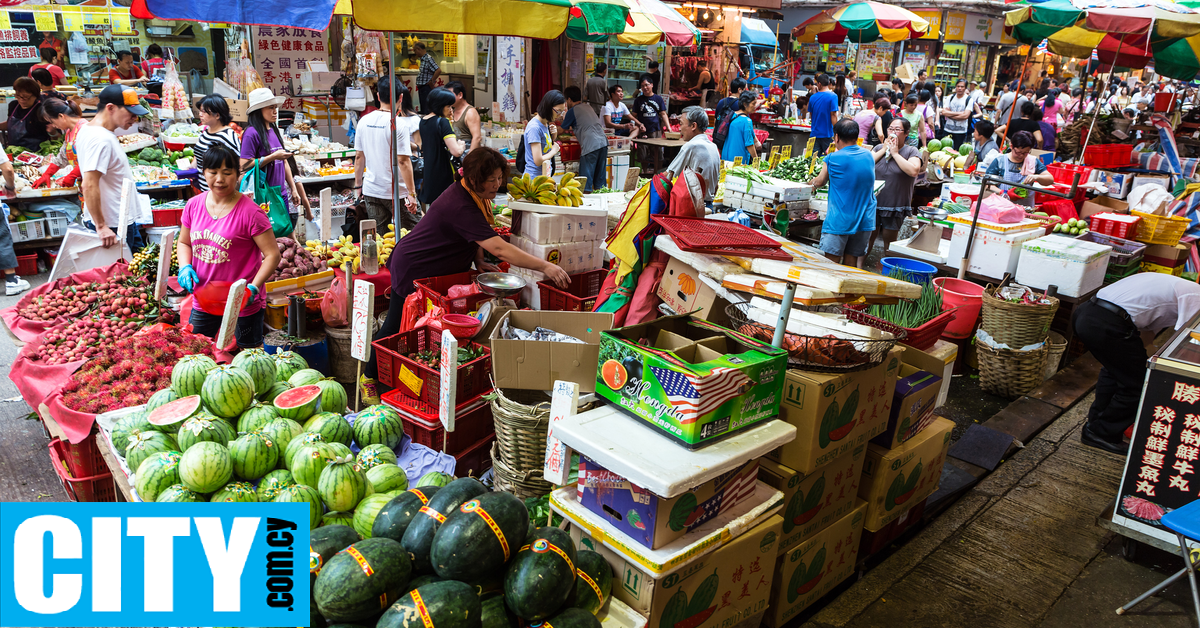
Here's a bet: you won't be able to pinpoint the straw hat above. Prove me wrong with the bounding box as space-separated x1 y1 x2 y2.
246 87 286 114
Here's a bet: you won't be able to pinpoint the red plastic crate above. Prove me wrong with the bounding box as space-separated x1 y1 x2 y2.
414 271 493 315
454 433 495 477
152 207 184 227
1090 214 1141 240
52 431 107 479
538 269 606 312
382 389 495 455
372 326 493 406
49 438 116 502
1083 144 1134 168
1045 163 1092 186
15 253 37 276
1033 183 1086 207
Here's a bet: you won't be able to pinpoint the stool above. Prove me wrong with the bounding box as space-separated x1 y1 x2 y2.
1116 499 1200 620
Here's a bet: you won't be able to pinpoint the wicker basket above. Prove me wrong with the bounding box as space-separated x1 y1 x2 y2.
1043 331 1068 381
980 286 1060 348
978 341 1050 398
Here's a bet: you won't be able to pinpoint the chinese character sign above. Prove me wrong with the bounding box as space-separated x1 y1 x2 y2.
496 36 524 123
252 27 329 111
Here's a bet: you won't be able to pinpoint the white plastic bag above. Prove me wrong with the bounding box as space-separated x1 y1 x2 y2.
1128 183 1176 216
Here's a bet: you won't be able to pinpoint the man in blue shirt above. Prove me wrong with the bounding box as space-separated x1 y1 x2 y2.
810 119 877 268
807 74 839 155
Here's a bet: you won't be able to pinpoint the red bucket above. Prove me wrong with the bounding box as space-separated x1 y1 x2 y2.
933 277 985 339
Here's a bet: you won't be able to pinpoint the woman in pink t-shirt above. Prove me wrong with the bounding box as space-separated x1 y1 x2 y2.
177 143 281 348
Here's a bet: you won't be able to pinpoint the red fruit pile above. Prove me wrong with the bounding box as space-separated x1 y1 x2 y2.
18 278 155 322
34 317 143 365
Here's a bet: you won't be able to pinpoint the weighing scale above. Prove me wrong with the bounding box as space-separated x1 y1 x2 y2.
472 272 526 340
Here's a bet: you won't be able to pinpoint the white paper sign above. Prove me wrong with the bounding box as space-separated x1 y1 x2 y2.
543 380 579 485
116 179 135 256
438 330 459 434
320 187 332 243
154 229 177 301
350 281 376 362
216 279 248 351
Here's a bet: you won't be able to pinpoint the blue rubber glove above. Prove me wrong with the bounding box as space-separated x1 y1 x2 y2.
178 264 199 293
246 283 259 301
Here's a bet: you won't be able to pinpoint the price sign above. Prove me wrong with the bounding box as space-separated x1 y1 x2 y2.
803 137 815 159
733 157 743 167
350 280 376 362
0 13 10 29
781 146 792 160
154 230 176 301
110 12 133 34
61 8 84 32
116 179 135 260
438 330 459 434
768 146 782 170
543 380 579 486
215 279 248 351
32 9 57 32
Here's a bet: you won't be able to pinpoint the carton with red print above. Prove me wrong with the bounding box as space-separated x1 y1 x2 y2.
764 502 867 627
758 445 865 555
858 417 953 531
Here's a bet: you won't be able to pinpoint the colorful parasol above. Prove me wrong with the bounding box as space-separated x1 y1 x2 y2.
791 1 931 44
1046 27 1200 79
351 0 575 38
565 0 636 42
613 0 701 46
1004 0 1200 44
131 0 340 30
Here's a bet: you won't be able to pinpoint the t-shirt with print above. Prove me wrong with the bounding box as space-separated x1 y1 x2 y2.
355 109 413 200
808 90 838 139
602 101 631 126
522 117 553 177
240 125 290 205
181 192 272 316
633 94 667 132
75 124 135 229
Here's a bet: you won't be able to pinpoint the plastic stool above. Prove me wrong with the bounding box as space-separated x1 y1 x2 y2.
1117 499 1200 620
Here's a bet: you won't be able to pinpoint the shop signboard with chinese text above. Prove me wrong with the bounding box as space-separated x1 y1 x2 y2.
913 10 941 40
496 36 524 123
945 12 967 41
856 42 893 80
252 26 329 112
0 28 38 64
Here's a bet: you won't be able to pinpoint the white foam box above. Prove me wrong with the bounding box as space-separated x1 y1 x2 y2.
889 236 951 265
948 224 1044 277
725 174 811 201
1015 234 1112 298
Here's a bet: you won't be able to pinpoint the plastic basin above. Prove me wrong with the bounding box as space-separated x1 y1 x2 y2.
933 277 984 339
880 258 937 285
193 281 250 314
440 313 482 339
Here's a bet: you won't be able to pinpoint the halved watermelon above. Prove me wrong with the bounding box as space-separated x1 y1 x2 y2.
274 385 323 422
148 395 204 431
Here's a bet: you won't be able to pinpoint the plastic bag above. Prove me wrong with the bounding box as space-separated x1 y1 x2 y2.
399 291 424 333
976 194 1025 224
321 275 350 328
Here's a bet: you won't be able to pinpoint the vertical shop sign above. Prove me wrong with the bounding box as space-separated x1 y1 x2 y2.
252 26 329 111
496 36 524 123
914 10 941 40
945 12 966 41
476 36 492 84
827 44 848 74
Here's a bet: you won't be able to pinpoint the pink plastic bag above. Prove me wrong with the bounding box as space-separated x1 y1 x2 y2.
321 276 350 328
976 194 1026 224
446 283 481 311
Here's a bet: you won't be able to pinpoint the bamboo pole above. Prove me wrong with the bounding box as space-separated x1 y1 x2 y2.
1080 38 1124 161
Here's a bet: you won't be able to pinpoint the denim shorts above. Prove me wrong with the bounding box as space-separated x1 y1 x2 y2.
819 230 872 257
189 307 265 349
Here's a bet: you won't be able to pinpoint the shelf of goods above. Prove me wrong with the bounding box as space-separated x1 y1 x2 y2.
12 188 79 200
119 136 158 154
297 172 355 184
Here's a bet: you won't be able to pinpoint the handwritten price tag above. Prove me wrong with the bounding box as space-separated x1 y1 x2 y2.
543 380 579 486
438 330 458 434
398 365 423 397
350 280 375 362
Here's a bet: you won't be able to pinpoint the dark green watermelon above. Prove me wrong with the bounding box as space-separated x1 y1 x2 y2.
481 594 519 628
313 537 413 622
406 574 443 593
401 478 487 574
570 551 613 615
327 625 370 628
530 607 602 628
310 524 361 576
503 527 578 621
373 486 441 542
431 491 529 582
378 581 482 628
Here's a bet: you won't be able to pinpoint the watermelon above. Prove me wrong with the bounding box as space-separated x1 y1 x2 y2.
417 471 455 488
322 511 355 527
539 607 602 628
431 491 529 583
112 411 154 456
237 402 280 434
211 481 259 502
275 384 323 422
145 388 179 413
262 417 305 451
257 468 295 501
328 442 354 459
289 368 324 387
273 351 309 382
357 444 398 470
378 581 480 628
148 395 203 434
232 348 279 395
157 484 203 502
372 487 441 542
366 464 408 494
310 524 360 576
171 354 218 397
179 441 233 494
353 405 405 451
229 430 279 480
353 493 394 538
259 381 293 404
317 379 349 414
314 537 412 622
286 432 328 469
292 440 337 488
319 456 369 512
571 551 613 615
481 593 519 628
304 412 354 446
503 527 577 620
201 365 257 419
406 574 443 593
276 484 324 528
134 451 182 503
402 477 488 574
176 413 237 451
124 430 180 473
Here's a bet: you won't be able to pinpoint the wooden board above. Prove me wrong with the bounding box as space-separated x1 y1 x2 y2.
745 240 923 299
154 229 176 301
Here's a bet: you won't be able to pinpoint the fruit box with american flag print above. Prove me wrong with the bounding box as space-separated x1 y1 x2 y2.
577 455 761 550
595 315 788 450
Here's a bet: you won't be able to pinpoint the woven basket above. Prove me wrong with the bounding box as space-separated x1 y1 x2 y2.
980 286 1060 348
978 341 1049 398
1043 331 1068 381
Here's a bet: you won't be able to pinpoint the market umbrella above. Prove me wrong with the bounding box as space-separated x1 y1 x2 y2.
1004 0 1200 44
565 0 636 43
791 1 931 44
615 0 701 46
1044 26 1200 79
351 0 575 39
131 0 341 31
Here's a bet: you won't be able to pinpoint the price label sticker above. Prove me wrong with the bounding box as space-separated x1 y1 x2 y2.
61 7 84 32
32 9 57 32
782 145 792 160
733 157 743 167
110 11 133 34
398 365 423 396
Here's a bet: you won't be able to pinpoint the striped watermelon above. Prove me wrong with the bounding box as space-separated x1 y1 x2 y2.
304 412 354 446
286 432 328 470
232 348 279 396
317 379 349 414
322 511 355 528
176 413 237 452
416 471 454 488
353 405 405 451
357 444 399 470
148 395 203 434
112 411 154 456
201 365 257 419
275 385 323 422
366 464 409 494
229 430 279 480
145 388 179 413
292 441 337 488
328 442 354 459
134 451 182 503
124 431 180 473
211 481 259 502
352 493 394 539
276 484 324 528
289 368 324 387
257 468 295 501
319 456 369 512
259 381 293 404
179 441 233 494
237 402 280 434
172 354 218 397
273 351 310 382
263 417 305 452
157 484 203 502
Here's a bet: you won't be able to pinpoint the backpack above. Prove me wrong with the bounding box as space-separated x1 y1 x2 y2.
714 112 741 152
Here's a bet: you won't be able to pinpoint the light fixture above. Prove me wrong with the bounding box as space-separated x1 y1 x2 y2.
703 10 710 19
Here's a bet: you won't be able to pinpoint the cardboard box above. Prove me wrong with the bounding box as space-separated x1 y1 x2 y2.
871 364 941 450
595 315 787 449
1142 260 1185 276
759 446 864 555
1144 243 1190 267
191 95 248 122
1132 174 1170 193
489 310 614 393
859 497 926 558
1079 195 1129 220
898 340 956 409
573 515 784 628
767 347 904 475
858 417 953 531
300 71 340 92
657 257 720 320
1095 170 1134 199
1030 149 1055 167
577 456 760 550
764 502 866 628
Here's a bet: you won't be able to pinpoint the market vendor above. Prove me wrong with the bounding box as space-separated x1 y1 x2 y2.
177 143 281 349
666 106 721 203
1074 274 1200 455
109 51 147 87
34 98 85 189
1 77 51 152
603 85 641 139
28 47 66 87
362 147 570 404
982 130 1053 208
720 92 759 165
31 68 66 103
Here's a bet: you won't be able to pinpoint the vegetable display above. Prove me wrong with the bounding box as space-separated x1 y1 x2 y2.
405 345 486 369
270 237 324 281
866 279 943 329
768 155 824 183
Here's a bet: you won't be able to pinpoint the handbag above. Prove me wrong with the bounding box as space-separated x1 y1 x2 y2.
240 159 292 238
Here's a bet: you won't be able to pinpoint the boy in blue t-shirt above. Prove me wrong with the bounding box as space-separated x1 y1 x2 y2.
807 74 839 155
809 118 877 268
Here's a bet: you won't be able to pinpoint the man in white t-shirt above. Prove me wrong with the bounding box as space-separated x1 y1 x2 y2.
354 77 419 231
602 85 642 139
0 151 29 295
76 84 145 251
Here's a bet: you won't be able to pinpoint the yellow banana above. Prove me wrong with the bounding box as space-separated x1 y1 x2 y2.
532 175 550 188
560 172 575 187
537 193 558 205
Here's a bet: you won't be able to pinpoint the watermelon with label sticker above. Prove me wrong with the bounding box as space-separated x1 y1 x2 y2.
313 537 412 622
431 491 530 582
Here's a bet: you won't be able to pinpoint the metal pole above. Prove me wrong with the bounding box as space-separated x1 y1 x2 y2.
388 31 399 228
998 46 1033 149
1080 38 1123 162
772 283 796 348
959 172 1080 279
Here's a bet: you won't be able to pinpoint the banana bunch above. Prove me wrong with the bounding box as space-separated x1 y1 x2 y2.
507 173 584 207
304 239 333 260
555 172 584 207
379 224 398 265
325 235 360 273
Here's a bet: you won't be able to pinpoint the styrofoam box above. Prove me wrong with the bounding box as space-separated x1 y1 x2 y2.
510 235 605 273
948 224 1044 277
725 174 810 201
1016 234 1112 298
516 212 606 244
889 235 951 265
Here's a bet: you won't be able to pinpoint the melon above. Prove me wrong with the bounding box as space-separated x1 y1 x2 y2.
288 368 324 387
275 484 324 528
275 385 323 422
366 464 409 494
259 381 293 404
237 402 280 434
147 395 203 434
211 481 259 502
319 456 369 512
262 417 305 452
179 441 233 494
273 351 309 382
304 412 353 446
256 468 295 501
231 348 279 395
357 444 398 470
171 354 218 397
229 430 280 481
176 413 237 451
201 365 257 419
145 388 178 413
